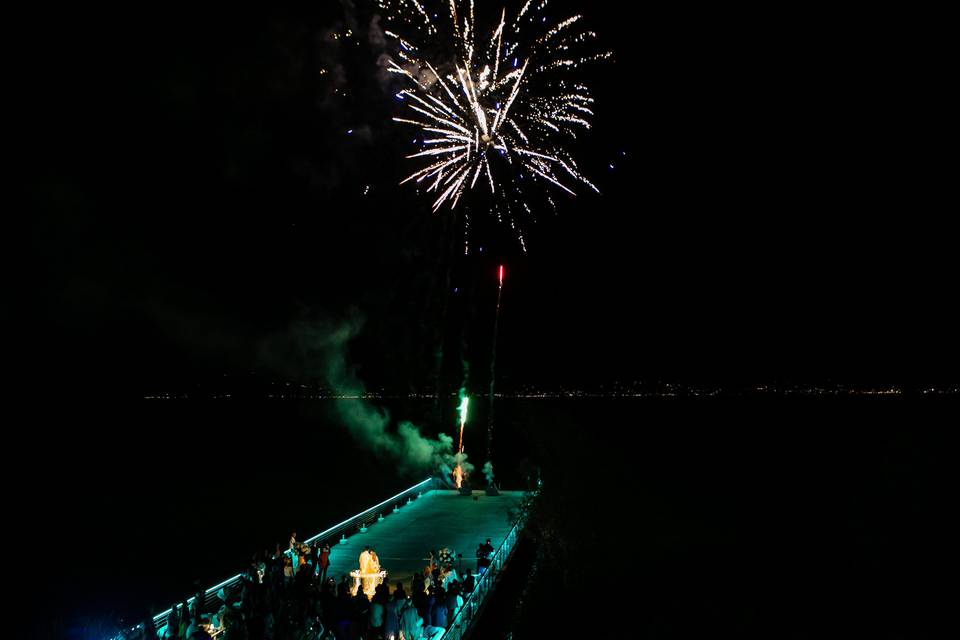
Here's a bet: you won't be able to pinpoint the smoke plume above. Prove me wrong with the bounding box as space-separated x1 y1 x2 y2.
262 311 472 479
483 460 495 486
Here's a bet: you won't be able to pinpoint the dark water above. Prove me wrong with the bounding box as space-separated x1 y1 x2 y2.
506 396 952 638
18 397 530 637
17 395 950 638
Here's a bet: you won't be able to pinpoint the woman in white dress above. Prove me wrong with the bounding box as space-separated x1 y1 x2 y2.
365 548 382 597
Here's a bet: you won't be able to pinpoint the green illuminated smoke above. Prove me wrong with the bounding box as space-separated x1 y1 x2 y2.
459 395 470 426
263 313 469 477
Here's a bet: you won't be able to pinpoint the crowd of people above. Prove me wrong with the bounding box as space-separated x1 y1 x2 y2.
139 533 498 640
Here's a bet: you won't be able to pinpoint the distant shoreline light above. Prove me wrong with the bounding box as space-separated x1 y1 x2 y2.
143 385 958 400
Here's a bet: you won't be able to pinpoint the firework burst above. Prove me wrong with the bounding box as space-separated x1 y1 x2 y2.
379 0 610 251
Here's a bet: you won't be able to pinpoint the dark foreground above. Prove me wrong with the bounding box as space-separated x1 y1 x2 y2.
13 395 950 639
509 396 950 639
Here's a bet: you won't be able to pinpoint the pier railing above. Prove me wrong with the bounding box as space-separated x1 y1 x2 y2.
112 477 438 639
440 516 523 640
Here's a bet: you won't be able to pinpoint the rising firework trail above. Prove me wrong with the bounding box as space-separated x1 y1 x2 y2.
453 393 470 488
486 264 504 476
379 0 610 251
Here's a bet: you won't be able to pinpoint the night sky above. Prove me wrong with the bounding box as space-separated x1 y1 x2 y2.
14 3 956 637
21 2 957 395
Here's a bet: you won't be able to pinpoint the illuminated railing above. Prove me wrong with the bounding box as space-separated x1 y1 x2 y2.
439 517 523 640
109 477 438 640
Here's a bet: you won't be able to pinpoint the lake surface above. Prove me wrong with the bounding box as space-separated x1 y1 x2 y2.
17 395 950 638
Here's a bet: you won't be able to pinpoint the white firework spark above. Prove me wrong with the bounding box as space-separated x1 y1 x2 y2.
379 0 610 249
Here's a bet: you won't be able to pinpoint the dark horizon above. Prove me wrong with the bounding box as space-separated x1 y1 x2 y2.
20 2 957 398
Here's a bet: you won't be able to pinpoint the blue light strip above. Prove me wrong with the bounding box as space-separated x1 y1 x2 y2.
146 478 434 627
304 477 433 545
